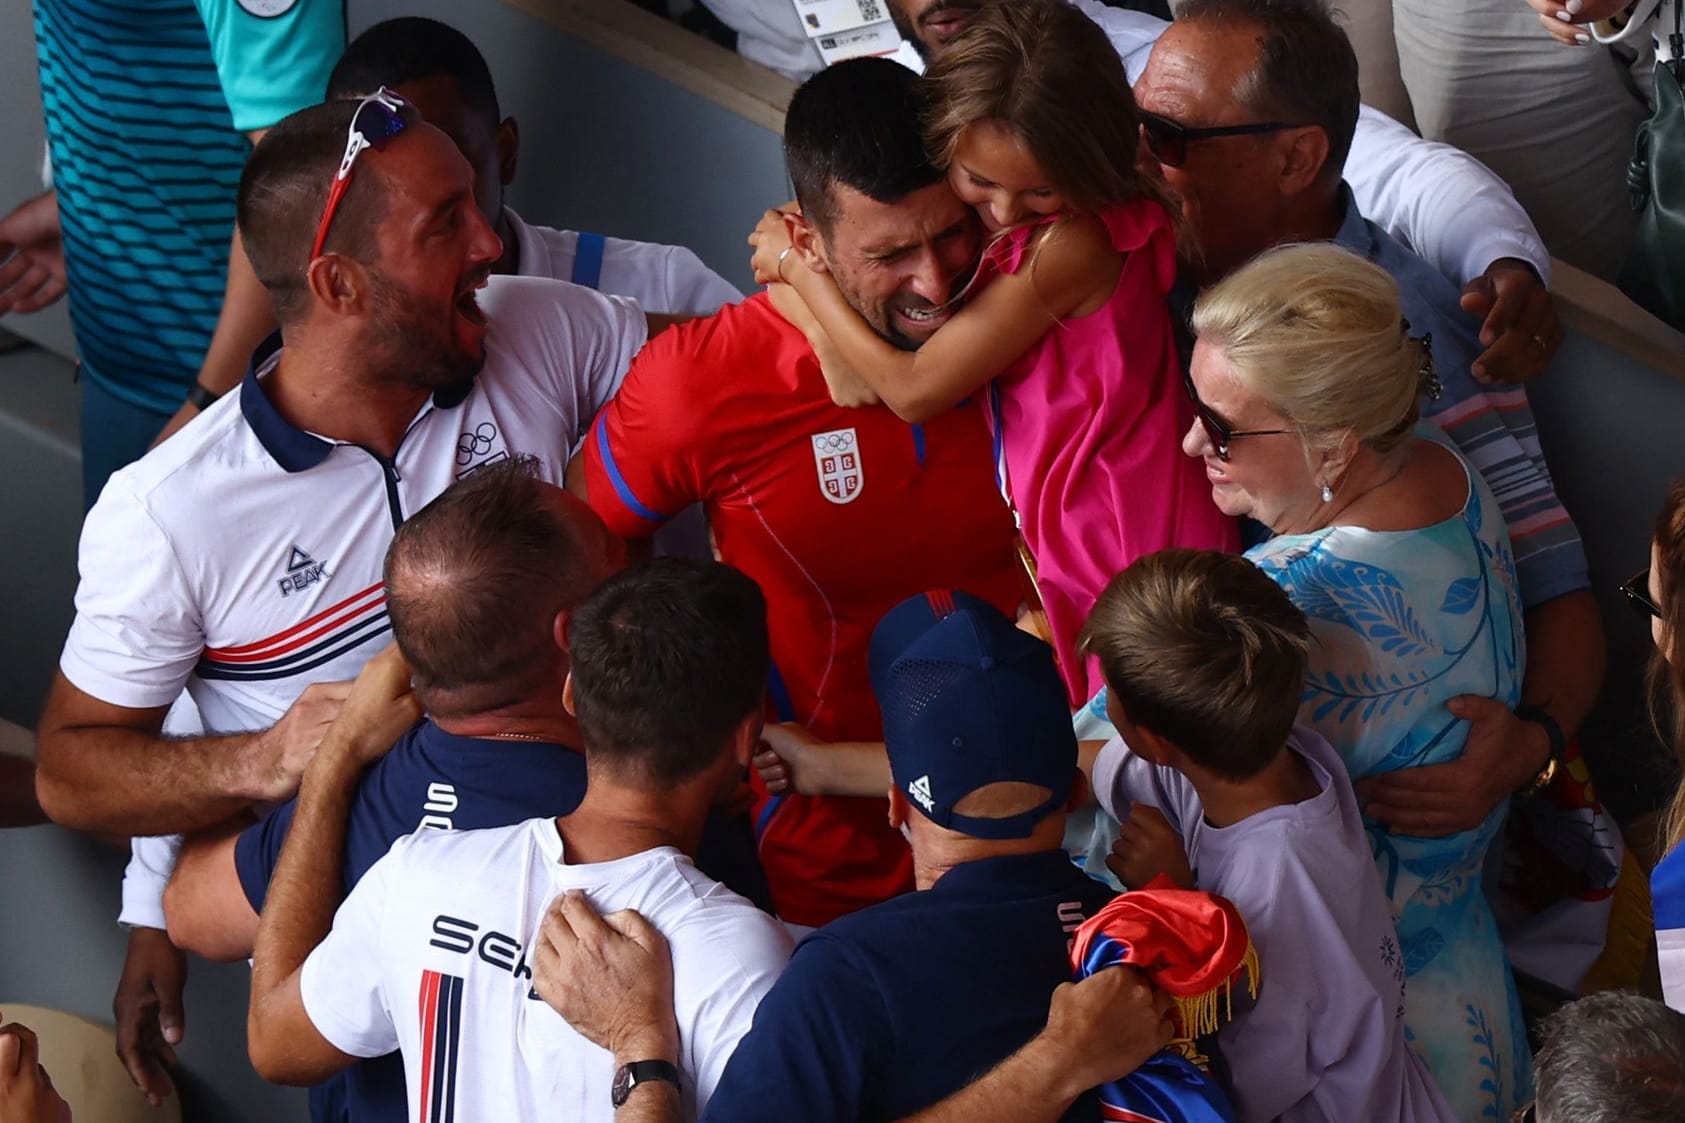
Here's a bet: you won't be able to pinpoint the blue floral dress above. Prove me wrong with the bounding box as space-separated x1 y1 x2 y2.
1246 446 1530 1122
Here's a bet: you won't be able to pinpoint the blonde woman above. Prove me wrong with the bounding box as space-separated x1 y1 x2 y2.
1186 244 1529 1119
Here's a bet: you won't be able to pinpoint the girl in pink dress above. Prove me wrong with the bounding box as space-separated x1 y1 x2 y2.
751 0 1236 704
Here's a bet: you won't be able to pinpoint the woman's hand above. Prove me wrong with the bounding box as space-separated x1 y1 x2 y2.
748 208 797 286
1522 0 1628 44
1106 803 1195 890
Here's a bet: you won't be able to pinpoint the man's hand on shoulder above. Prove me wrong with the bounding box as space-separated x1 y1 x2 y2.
244 680 352 802
112 927 185 1108
1459 257 1561 383
314 645 421 773
533 891 680 1065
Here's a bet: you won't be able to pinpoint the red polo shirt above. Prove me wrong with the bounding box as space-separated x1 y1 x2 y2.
581 293 1021 925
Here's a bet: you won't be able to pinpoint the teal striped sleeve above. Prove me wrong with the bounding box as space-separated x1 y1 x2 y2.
193 0 346 133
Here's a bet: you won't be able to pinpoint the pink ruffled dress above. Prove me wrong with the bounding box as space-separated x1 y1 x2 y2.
980 199 1238 703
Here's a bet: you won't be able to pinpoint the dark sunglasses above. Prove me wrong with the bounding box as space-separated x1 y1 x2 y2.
310 87 409 260
1182 368 1292 462
1621 567 1662 620
1138 111 1308 169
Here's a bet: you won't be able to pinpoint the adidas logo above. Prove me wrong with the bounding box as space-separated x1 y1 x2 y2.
908 774 935 814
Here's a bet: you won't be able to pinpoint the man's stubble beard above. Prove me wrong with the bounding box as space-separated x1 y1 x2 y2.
821 251 925 354
364 268 487 391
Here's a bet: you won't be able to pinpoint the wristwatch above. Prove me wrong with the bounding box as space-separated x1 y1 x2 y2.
1514 704 1565 798
186 381 222 410
611 1059 680 1108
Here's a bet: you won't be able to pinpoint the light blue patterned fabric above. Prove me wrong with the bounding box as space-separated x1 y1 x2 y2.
1246 443 1531 1122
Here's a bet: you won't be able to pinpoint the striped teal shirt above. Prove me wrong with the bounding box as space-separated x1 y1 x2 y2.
34 0 341 413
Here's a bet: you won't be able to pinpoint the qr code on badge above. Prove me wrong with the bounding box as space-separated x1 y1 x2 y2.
857 0 884 21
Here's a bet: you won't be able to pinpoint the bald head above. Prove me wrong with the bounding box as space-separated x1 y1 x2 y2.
384 457 621 719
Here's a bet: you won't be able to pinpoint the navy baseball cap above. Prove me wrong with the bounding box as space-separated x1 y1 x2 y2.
869 590 1076 840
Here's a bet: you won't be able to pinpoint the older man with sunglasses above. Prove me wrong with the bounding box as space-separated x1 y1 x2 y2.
33 89 659 1080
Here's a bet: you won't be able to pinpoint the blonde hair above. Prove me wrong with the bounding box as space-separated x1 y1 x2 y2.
920 0 1177 222
1191 243 1433 455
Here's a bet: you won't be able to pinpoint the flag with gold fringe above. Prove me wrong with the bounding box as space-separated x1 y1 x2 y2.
1069 878 1260 1123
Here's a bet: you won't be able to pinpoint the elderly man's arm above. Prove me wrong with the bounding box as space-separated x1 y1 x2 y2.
164 818 260 962
1346 107 1560 383
34 673 348 835
896 968 1175 1123
248 648 420 1083
1360 589 1605 835
533 892 683 1123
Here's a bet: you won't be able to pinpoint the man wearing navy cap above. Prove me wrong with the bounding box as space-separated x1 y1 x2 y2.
541 590 1170 1122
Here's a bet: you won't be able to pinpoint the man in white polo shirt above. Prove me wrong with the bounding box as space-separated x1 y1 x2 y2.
247 559 792 1120
32 94 651 1099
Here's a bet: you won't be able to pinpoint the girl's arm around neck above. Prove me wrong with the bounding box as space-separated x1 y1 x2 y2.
792 212 1123 423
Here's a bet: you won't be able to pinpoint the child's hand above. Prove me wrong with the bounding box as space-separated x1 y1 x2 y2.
767 284 881 408
1106 803 1194 890
753 722 827 796
748 208 796 286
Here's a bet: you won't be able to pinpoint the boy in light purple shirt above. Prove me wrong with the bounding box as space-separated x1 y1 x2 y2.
1080 549 1456 1123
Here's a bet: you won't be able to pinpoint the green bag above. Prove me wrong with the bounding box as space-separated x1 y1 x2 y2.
1621 8 1685 329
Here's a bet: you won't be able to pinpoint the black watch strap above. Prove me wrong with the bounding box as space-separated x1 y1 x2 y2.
1514 703 1566 761
186 381 222 410
611 1059 680 1108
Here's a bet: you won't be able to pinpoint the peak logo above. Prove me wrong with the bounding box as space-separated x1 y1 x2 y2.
908 774 935 813
277 545 331 597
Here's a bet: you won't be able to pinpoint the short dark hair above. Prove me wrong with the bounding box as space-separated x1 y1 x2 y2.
327 17 501 129
1535 991 1685 1123
238 98 404 320
1080 550 1310 781
783 57 943 232
568 559 770 788
1176 0 1360 179
385 457 601 720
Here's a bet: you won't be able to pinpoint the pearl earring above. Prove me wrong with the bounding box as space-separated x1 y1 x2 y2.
1320 482 1333 503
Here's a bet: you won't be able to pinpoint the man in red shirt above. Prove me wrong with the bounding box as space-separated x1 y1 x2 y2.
571 58 1021 928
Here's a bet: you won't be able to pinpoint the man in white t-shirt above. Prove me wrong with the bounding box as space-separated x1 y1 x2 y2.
247 559 792 1120
327 16 743 317
32 95 654 1093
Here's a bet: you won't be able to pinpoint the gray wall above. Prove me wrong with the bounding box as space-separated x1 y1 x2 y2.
356 0 790 294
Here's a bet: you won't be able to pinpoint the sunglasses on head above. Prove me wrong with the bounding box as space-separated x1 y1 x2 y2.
1181 368 1292 462
310 87 409 261
1138 111 1308 169
1621 567 1662 620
